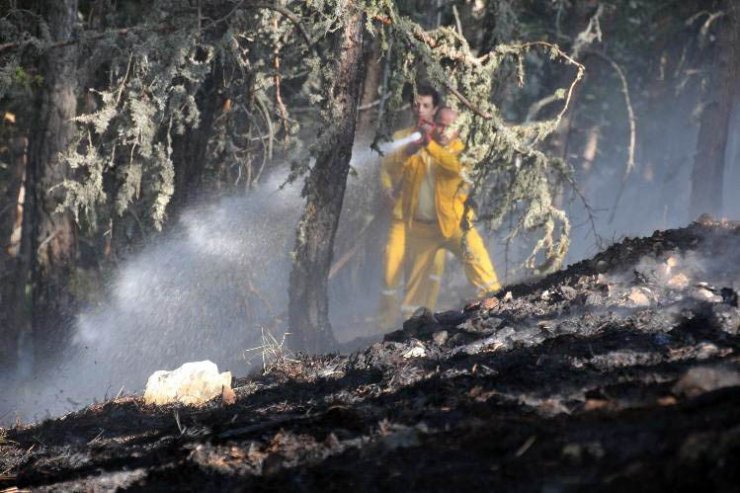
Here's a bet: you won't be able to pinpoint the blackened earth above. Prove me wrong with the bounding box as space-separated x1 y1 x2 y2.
2 218 739 492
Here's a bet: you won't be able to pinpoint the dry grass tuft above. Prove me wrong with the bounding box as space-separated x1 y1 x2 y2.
243 328 301 376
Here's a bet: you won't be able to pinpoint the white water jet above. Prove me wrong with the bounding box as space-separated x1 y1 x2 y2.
1 144 388 424
378 131 422 155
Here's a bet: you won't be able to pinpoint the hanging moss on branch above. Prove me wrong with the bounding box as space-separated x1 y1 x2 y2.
371 2 584 274
41 1 314 235
3 0 582 273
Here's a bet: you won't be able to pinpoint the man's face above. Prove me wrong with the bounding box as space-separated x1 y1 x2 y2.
434 108 458 146
413 94 437 123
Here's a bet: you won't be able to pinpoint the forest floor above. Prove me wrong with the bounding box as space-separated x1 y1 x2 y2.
1 218 739 492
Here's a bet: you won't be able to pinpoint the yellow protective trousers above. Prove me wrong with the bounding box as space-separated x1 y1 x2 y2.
402 221 501 313
377 219 445 329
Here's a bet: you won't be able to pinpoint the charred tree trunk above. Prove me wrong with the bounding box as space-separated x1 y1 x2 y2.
288 10 367 353
689 1 739 219
0 136 28 369
24 0 80 366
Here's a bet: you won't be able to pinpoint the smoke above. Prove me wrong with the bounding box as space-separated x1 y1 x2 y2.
9 97 737 424
0 136 408 425
552 88 740 268
1 179 301 424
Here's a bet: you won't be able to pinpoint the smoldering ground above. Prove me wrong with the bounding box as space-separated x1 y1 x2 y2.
1 220 738 492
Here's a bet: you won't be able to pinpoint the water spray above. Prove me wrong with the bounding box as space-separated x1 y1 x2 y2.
0 140 393 423
378 131 422 155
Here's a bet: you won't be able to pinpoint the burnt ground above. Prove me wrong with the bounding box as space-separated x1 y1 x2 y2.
2 218 740 492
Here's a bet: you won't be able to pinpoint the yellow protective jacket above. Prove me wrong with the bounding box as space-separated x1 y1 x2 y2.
380 127 415 220
400 138 469 239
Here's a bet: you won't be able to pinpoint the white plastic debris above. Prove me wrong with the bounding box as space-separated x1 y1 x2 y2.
143 360 232 406
403 345 427 359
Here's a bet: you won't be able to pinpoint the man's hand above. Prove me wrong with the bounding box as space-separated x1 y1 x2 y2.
405 120 434 155
418 120 434 145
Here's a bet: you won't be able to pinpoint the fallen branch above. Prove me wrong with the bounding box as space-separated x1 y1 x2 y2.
524 92 563 123
528 5 602 122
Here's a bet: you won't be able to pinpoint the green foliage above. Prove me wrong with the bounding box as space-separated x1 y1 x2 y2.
0 59 44 102
11 65 42 91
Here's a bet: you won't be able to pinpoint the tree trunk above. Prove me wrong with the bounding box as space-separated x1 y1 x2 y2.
24 0 80 367
288 10 367 353
0 136 28 369
356 38 383 139
169 68 222 217
689 1 739 219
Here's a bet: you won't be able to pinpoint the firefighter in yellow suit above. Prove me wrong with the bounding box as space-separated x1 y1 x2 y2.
400 107 501 311
377 85 446 329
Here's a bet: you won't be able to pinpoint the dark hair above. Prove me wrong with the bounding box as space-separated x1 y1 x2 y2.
413 82 441 108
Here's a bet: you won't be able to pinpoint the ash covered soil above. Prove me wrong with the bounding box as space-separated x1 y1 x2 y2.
2 219 740 492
